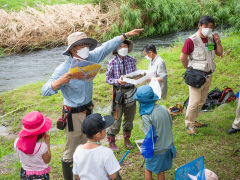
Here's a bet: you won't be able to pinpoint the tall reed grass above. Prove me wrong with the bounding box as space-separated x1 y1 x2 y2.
0 3 119 53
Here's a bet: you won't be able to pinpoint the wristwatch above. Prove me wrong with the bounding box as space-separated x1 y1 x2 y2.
121 33 127 40
216 40 221 45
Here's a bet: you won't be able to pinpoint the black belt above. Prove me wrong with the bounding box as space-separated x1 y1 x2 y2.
122 86 133 89
66 101 94 132
114 85 133 90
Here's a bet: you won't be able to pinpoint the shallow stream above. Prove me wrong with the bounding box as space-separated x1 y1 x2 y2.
0 26 227 94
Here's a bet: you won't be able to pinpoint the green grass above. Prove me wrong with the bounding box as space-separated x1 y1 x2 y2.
0 0 99 11
0 47 4 57
0 32 240 179
102 0 240 41
1 0 240 54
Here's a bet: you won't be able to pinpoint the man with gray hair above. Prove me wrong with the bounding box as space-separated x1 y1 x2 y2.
143 43 168 99
42 29 144 179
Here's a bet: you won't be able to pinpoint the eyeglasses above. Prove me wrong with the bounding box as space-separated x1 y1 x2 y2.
75 44 90 49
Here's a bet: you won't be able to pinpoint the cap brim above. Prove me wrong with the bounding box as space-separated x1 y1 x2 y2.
133 93 159 102
103 115 115 129
18 116 52 137
63 38 97 56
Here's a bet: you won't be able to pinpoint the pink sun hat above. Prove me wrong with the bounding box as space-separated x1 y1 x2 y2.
16 111 52 154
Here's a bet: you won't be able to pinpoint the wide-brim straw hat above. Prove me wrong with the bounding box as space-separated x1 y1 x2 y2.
112 39 134 56
63 32 97 56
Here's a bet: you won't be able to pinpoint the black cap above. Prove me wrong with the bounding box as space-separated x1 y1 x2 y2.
82 113 115 137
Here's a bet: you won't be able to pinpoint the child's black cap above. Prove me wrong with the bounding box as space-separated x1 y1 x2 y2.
82 113 115 137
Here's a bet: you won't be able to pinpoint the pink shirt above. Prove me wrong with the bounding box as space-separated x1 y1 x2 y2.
14 138 51 175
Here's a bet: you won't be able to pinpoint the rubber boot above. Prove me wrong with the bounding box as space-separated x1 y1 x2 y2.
123 131 133 149
107 135 119 151
62 159 73 180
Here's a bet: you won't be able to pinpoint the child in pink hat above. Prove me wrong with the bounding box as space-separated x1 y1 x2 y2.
14 111 52 180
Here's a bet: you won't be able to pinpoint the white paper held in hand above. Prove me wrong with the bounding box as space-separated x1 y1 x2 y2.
149 77 161 99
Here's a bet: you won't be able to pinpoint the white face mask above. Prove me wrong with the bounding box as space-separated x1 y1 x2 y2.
76 47 89 59
145 55 152 61
201 28 212 37
118 48 128 57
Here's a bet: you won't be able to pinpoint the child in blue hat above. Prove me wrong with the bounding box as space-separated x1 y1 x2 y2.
133 85 176 180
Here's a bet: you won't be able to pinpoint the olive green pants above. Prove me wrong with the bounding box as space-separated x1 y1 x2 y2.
107 88 136 135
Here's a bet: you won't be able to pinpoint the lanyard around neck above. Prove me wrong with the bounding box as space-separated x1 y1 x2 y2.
87 141 101 145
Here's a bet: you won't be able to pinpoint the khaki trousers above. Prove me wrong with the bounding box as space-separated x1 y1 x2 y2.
63 112 87 162
185 75 212 127
107 88 136 135
232 97 240 129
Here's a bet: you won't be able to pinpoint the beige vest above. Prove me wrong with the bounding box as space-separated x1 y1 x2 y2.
188 33 216 72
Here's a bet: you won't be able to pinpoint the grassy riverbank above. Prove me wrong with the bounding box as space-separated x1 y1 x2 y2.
1 0 240 55
0 32 240 179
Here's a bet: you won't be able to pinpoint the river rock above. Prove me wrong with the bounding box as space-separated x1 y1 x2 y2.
3 4 7 8
0 154 18 175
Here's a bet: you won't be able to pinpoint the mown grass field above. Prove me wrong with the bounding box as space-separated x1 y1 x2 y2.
0 31 239 179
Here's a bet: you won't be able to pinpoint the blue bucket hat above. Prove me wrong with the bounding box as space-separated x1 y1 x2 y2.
133 85 159 116
133 85 159 103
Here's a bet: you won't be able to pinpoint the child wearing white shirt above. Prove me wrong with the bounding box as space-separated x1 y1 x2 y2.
73 113 121 180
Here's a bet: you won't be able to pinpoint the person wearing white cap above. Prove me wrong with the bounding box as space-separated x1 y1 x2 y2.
41 29 144 179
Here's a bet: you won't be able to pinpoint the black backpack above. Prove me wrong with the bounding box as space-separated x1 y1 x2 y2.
208 88 222 100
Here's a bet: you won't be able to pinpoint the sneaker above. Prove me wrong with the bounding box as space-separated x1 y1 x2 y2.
187 127 197 135
227 128 240 135
195 121 208 128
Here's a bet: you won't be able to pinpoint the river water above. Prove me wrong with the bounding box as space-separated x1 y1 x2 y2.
0 26 227 94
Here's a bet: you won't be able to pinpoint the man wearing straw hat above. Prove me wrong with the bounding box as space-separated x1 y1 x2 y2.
42 29 144 179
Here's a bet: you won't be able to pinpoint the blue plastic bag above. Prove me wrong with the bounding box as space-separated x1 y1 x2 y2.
235 92 239 98
175 156 205 180
141 125 157 158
